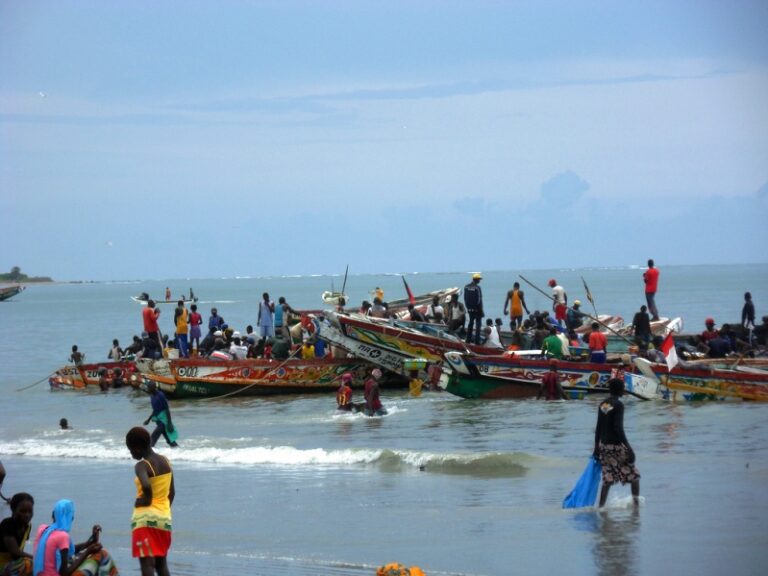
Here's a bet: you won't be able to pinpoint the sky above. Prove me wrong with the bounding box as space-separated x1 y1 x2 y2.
1 0 767 281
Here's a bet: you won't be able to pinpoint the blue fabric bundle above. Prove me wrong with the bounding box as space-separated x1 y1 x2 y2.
562 457 602 509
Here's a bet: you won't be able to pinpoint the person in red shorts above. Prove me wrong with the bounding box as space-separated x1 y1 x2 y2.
126 426 174 576
548 279 568 328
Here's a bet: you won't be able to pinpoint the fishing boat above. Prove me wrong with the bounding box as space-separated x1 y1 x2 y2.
321 291 348 305
384 287 459 317
439 351 768 401
133 356 381 398
318 318 423 373
323 311 505 365
0 285 25 302
49 361 138 390
440 351 659 400
131 292 197 306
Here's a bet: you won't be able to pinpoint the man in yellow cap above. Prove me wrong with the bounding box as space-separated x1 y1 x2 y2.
566 299 585 332
464 273 484 344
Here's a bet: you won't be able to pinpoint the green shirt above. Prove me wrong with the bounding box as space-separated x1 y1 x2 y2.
542 334 564 359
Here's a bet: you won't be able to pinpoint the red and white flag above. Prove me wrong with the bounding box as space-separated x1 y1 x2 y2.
660 333 679 372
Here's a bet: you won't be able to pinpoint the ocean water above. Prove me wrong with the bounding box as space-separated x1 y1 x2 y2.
1 265 767 575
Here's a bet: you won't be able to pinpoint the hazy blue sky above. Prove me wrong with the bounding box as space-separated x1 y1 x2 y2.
2 0 767 281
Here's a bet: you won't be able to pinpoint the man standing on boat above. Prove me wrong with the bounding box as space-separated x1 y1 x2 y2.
504 281 529 330
588 322 608 363
174 300 190 358
643 259 660 321
142 300 162 349
446 293 466 335
257 292 276 339
548 279 568 328
464 273 484 344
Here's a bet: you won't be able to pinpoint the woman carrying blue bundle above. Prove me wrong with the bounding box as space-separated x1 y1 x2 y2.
32 499 118 576
594 378 641 507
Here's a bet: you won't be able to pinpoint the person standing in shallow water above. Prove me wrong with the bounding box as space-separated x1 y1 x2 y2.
594 378 640 507
144 383 178 448
126 427 174 576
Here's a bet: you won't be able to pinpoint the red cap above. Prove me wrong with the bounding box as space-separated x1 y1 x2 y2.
548 279 556 287
705 317 715 325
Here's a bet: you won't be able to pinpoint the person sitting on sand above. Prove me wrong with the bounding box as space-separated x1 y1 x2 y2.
0 492 35 575
33 499 119 576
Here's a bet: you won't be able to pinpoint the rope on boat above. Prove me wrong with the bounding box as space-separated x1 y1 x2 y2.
16 372 56 392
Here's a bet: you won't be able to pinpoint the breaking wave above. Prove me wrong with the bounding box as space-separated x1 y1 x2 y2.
0 437 531 478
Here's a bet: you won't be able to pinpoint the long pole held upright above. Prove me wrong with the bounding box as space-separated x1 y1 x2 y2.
519 274 633 344
341 264 349 296
581 276 599 318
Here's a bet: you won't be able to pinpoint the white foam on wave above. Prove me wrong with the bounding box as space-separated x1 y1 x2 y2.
0 437 531 475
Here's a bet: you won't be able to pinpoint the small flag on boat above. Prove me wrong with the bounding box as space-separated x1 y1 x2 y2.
581 276 595 307
402 276 415 305
660 333 679 372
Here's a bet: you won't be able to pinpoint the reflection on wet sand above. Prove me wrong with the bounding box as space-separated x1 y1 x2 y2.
571 508 641 576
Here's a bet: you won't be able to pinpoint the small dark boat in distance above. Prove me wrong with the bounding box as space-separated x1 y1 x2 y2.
0 285 25 302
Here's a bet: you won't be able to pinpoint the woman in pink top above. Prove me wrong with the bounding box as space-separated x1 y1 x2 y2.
32 499 118 576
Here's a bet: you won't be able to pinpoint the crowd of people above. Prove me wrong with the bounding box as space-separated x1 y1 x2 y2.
1 423 175 576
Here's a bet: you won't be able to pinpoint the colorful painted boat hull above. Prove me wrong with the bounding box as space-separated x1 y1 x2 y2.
49 361 138 390
441 352 768 401
136 357 380 398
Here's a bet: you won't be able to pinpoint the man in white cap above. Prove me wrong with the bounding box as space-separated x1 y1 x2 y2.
464 273 484 344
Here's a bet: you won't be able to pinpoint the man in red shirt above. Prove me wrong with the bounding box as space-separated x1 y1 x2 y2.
336 373 354 411
364 368 387 416
588 322 608 364
537 361 568 400
643 259 660 321
142 300 162 348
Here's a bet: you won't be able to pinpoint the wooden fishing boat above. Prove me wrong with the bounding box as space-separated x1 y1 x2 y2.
440 351 659 400
439 351 768 401
322 291 348 305
318 319 425 373
134 356 381 398
323 311 504 364
131 290 198 305
385 287 459 312
0 285 25 302
49 361 138 390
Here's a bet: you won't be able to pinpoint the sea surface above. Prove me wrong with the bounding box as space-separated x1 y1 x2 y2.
1 265 767 576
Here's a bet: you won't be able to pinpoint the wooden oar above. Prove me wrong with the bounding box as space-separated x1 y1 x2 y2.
519 275 634 345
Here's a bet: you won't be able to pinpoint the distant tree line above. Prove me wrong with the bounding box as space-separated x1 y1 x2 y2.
0 266 53 282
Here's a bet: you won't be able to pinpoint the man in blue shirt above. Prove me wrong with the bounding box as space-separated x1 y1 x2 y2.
464 273 484 344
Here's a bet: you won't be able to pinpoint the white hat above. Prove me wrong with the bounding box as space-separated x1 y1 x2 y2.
214 330 223 337
233 331 241 338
